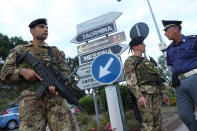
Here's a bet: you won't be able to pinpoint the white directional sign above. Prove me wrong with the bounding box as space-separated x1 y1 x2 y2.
76 64 91 77
76 75 102 90
71 23 117 44
78 43 129 65
76 11 122 34
77 31 126 54
76 71 125 90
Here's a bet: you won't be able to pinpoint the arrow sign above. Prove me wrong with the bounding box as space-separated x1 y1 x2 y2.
71 23 117 44
76 72 125 90
99 57 114 78
78 43 129 65
76 76 103 90
91 54 122 84
76 64 91 77
77 31 126 54
76 11 122 34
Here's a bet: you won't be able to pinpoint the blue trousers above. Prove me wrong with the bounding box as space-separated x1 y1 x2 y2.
175 74 197 131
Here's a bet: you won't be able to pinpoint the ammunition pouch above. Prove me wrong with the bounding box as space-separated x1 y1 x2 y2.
171 74 180 88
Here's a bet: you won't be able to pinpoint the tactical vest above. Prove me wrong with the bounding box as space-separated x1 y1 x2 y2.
17 45 58 91
135 58 159 86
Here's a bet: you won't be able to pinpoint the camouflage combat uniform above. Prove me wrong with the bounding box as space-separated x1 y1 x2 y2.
124 55 166 131
1 42 76 131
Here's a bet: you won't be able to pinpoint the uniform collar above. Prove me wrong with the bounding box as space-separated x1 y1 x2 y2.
25 41 50 47
172 34 186 46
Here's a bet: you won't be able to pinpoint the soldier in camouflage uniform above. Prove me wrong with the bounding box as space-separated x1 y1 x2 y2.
124 35 170 131
1 18 76 131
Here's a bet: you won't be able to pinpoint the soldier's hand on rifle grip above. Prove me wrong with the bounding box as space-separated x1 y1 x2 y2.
20 68 43 82
138 96 147 107
49 86 59 96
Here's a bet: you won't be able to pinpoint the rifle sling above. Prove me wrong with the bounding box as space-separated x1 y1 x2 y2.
48 47 54 69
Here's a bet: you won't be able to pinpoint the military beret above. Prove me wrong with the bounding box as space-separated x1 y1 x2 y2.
162 20 182 31
29 18 47 28
129 22 149 47
129 36 145 47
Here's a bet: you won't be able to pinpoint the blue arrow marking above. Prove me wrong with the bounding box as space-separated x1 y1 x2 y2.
91 53 122 84
99 57 114 78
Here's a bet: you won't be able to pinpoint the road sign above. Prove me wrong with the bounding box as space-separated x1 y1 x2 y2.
78 43 128 65
129 22 149 46
76 64 91 77
71 23 117 44
76 71 125 90
76 11 122 34
91 54 122 84
77 31 126 54
76 75 102 90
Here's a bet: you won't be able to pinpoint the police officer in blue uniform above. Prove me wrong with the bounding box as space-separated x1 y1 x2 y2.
162 20 197 131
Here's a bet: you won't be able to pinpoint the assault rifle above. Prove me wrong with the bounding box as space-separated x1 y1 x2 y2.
17 51 82 110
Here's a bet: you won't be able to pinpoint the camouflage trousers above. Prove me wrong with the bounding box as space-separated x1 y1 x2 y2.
138 93 162 131
19 90 76 131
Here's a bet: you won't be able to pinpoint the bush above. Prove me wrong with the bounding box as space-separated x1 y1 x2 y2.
76 112 89 125
99 87 107 111
79 95 100 114
119 84 130 109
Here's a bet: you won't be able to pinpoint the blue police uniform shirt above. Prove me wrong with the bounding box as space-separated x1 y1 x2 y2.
167 35 197 75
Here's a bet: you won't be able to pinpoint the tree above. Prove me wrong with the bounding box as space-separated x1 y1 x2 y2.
157 55 171 84
0 33 28 68
66 56 86 99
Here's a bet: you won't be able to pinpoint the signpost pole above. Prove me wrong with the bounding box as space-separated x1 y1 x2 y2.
93 88 101 130
105 85 123 131
115 85 128 131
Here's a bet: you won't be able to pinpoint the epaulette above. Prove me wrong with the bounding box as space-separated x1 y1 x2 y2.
188 35 197 39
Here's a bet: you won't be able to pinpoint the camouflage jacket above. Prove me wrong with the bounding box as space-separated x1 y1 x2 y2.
124 55 166 98
1 42 71 92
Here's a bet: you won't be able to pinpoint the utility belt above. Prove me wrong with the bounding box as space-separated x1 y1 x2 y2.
178 68 197 80
172 68 197 88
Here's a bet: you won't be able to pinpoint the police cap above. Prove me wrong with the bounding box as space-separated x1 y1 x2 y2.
162 20 182 31
29 18 47 28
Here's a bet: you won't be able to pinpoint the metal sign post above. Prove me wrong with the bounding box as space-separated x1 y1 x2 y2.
93 88 100 130
91 54 124 130
105 86 123 131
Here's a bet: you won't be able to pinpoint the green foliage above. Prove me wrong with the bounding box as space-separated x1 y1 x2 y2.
66 56 85 99
119 84 130 109
79 95 100 114
157 55 171 84
0 33 28 62
0 87 20 111
84 112 116 131
99 87 107 111
76 112 89 124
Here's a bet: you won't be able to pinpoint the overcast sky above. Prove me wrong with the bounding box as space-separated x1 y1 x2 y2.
0 0 197 63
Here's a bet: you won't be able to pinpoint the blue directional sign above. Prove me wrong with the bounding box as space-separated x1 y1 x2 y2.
91 53 122 84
